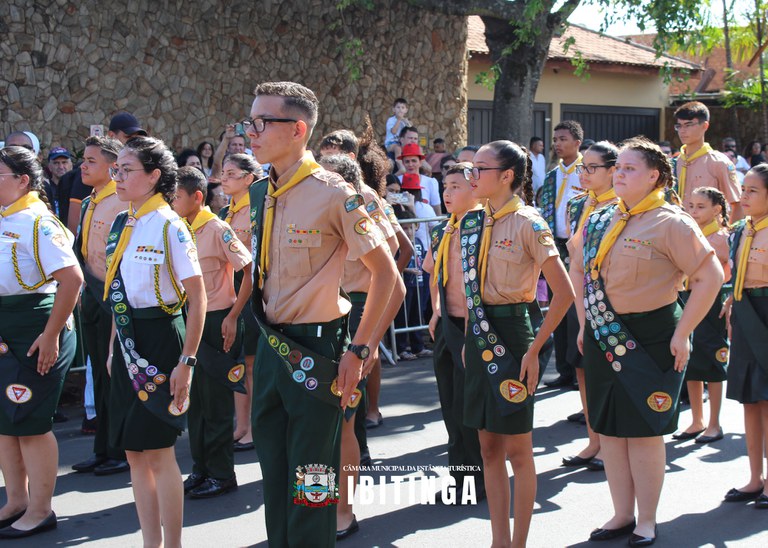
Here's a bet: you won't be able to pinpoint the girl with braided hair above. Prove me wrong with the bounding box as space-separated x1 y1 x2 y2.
571 137 723 544
0 146 82 539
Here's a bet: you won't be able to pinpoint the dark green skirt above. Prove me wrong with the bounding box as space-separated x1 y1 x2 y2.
463 305 536 435
727 295 768 404
0 294 75 436
584 303 682 437
681 291 728 382
109 312 186 451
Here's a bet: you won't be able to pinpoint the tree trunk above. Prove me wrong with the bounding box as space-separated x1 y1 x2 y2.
722 0 741 142
484 15 554 143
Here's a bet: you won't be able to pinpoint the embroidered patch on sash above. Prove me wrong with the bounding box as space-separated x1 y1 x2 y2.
647 391 672 413
499 379 527 403
228 364 245 383
330 378 342 397
300 357 315 371
348 388 362 408
168 397 190 416
6 384 32 403
0 343 7 355
716 347 729 363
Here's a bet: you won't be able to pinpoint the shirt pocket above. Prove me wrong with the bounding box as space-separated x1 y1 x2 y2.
616 242 652 283
747 247 768 278
198 257 220 274
284 228 321 278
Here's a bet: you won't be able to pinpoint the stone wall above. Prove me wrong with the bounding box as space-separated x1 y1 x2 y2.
0 0 468 156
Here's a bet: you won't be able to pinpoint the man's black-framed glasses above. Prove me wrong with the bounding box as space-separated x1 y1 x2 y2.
241 117 298 134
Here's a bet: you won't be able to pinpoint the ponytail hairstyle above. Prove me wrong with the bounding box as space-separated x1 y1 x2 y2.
123 136 178 204
0 145 53 211
586 140 619 167
692 186 729 228
485 140 533 205
224 153 262 181
319 154 363 193
747 163 768 190
357 116 390 196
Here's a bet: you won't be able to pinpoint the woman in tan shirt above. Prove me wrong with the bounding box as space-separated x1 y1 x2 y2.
572 138 722 545
465 141 574 547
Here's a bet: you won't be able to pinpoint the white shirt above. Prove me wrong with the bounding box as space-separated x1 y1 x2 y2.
116 207 202 309
398 174 441 210
554 161 582 239
529 152 546 194
0 201 77 296
735 155 751 174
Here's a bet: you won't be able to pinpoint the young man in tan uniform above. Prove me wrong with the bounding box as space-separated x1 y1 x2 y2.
72 136 130 476
674 101 742 221
243 81 400 547
172 167 253 498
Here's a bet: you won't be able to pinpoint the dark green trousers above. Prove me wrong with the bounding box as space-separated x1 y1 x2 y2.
189 308 241 480
252 318 345 548
81 286 125 460
433 316 484 486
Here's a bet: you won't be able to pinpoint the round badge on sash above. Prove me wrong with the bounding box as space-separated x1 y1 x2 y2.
300 357 314 371
305 377 318 390
499 379 527 403
716 348 729 363
293 370 307 383
647 391 672 413
228 364 245 383
0 343 8 355
612 361 622 372
348 389 363 408
6 384 32 404
330 378 343 397
168 397 191 416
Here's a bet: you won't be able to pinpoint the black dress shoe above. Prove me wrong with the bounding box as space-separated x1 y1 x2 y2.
0 511 56 539
94 459 130 476
562 455 594 466
233 441 254 452
671 429 704 441
189 477 238 498
72 454 108 473
545 375 574 388
336 515 359 540
628 526 657 546
0 509 26 529
586 458 605 471
589 520 635 541
184 473 207 494
695 429 724 444
724 487 763 502
754 494 768 509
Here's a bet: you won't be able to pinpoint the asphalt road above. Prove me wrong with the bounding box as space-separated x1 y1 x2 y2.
2 358 767 547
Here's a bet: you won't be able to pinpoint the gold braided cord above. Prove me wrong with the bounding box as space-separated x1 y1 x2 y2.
153 220 187 315
12 216 67 291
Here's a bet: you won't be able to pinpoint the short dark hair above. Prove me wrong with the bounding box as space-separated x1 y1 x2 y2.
177 166 208 197
319 154 362 193
176 148 201 168
433 138 445 145
445 162 472 178
460 145 479 154
320 129 359 156
254 81 319 134
553 120 584 142
85 135 122 162
658 140 671 148
529 137 543 147
393 98 407 106
399 125 418 138
440 154 457 169
674 101 710 123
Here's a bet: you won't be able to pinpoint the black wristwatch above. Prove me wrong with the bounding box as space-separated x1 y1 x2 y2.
347 344 370 360
179 355 197 367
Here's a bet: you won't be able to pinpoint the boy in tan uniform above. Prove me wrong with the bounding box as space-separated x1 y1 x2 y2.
243 81 400 547
674 101 742 221
72 136 130 476
173 167 253 498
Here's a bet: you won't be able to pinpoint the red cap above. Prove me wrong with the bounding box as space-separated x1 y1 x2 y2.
401 173 421 190
398 143 425 160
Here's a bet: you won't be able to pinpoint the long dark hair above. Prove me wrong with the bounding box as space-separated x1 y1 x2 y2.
357 117 390 196
196 141 214 169
224 153 262 180
0 145 52 211
124 136 178 204
484 140 533 205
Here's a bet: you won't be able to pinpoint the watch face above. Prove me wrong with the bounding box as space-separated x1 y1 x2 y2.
359 346 370 359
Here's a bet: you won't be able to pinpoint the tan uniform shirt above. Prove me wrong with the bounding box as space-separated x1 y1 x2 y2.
736 226 768 289
474 205 559 305
422 222 467 318
84 193 127 281
566 195 620 256
708 229 731 282
195 216 252 312
341 188 398 294
227 204 251 249
677 149 741 208
571 204 714 313
262 158 385 325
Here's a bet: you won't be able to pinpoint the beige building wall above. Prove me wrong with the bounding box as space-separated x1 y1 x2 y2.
468 57 669 139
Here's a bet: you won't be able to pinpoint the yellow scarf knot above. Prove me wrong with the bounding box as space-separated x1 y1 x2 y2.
734 216 768 301
478 196 523 295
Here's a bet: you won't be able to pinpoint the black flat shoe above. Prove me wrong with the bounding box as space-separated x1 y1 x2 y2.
567 411 585 423
589 520 635 541
336 515 359 541
94 459 130 476
189 477 238 499
695 429 724 444
562 455 595 467
754 494 768 509
233 441 254 452
0 511 56 539
183 473 207 494
72 454 108 473
586 458 605 471
724 487 763 502
671 429 704 441
544 375 574 388
0 509 26 530
628 526 657 546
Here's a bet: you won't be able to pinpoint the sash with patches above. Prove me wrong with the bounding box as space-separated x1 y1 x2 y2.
582 205 683 434
0 296 75 424
248 177 347 409
196 336 247 393
537 169 557 234
105 212 188 429
678 288 729 376
729 221 768 375
460 210 531 416
429 221 464 366
567 192 589 236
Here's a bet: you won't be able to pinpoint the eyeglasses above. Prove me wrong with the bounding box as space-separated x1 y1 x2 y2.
220 171 250 181
109 166 143 180
0 172 19 180
469 166 505 180
241 117 298 134
575 163 613 175
674 121 703 131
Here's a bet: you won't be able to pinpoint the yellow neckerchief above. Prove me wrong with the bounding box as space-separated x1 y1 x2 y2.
678 142 713 200
190 206 218 234
81 181 117 261
224 192 250 225
734 216 768 301
103 193 169 300
683 219 722 290
432 213 460 287
0 191 44 218
479 195 523 295
259 155 322 287
576 187 617 236
591 190 666 279
556 154 583 209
